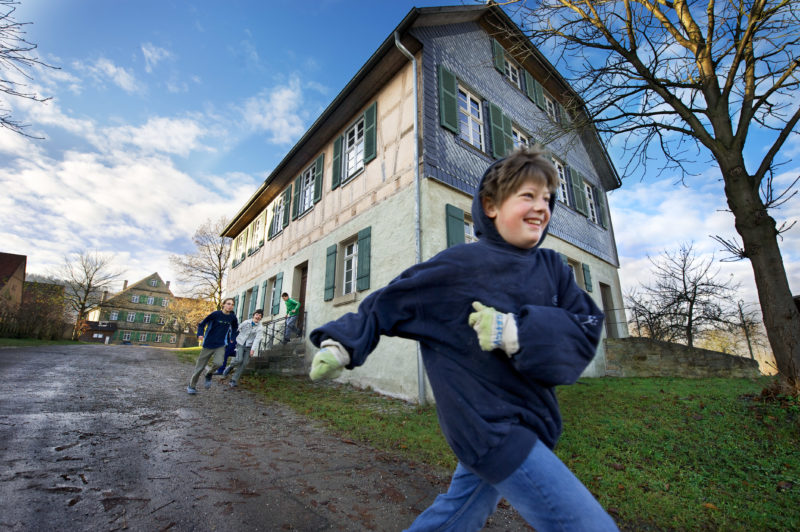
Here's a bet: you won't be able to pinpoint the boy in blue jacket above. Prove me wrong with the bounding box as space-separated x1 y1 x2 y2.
309 148 618 531
187 297 238 395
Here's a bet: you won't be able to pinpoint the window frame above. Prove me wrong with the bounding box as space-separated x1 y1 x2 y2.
544 93 561 123
458 85 484 151
109 311 119 321
503 56 522 89
341 239 358 296
343 116 365 182
131 294 139 303
299 163 316 215
143 313 151 324
127 312 136 323
585 183 598 224
270 196 285 237
122 332 131 341
512 127 529 150
553 159 570 206
149 279 158 287
139 332 147 342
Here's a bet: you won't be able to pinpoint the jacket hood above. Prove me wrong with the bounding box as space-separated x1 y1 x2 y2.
470 157 557 252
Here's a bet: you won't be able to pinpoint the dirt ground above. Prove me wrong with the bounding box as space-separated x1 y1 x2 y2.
0 344 530 531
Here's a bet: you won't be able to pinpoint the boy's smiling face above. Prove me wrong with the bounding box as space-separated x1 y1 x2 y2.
482 179 551 249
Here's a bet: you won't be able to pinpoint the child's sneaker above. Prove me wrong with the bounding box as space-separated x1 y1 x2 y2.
222 365 233 377
204 374 213 389
187 386 197 395
229 380 237 388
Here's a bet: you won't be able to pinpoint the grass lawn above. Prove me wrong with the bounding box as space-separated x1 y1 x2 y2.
0 337 84 347
173 348 798 531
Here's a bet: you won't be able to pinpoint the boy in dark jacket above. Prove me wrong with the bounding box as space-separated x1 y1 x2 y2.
309 148 618 531
187 297 238 394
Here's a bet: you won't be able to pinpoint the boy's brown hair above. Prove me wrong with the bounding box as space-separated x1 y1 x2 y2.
479 146 559 208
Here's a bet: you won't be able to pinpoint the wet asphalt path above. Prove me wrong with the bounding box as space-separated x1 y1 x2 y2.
0 344 529 531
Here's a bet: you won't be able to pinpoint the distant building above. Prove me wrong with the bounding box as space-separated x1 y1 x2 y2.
88 273 178 346
0 252 27 312
79 320 119 344
223 5 628 401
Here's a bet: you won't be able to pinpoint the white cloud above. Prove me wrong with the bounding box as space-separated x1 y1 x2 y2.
95 116 210 157
76 57 145 94
240 76 306 144
141 43 172 73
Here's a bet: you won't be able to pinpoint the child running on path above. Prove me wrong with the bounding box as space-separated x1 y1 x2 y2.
223 309 264 387
187 297 238 394
308 147 619 531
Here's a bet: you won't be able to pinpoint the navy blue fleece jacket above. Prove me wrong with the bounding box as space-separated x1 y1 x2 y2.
310 161 604 484
197 310 238 349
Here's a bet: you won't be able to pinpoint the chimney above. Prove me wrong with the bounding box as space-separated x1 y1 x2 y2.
101 290 108 303
123 280 128 290
166 281 170 289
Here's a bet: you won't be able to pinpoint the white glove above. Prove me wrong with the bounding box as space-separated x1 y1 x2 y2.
309 340 350 381
468 301 519 355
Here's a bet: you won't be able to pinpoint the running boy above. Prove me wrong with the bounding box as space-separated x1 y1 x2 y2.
308 147 618 531
187 297 238 394
281 293 300 342
224 309 264 387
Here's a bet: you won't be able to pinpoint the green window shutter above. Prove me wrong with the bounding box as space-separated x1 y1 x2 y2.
558 102 570 126
595 186 609 229
260 280 268 309
282 188 292 228
267 211 276 240
533 78 545 110
524 71 536 103
250 284 259 314
332 135 343 189
491 39 505 73
558 252 569 266
324 244 337 301
272 273 283 315
570 168 588 216
313 153 324 203
356 227 371 291
446 204 466 248
438 64 459 134
292 175 302 220
489 103 512 159
239 291 247 321
582 263 593 292
234 295 239 316
363 101 377 164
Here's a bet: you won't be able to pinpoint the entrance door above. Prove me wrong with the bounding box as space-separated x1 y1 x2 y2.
297 263 308 334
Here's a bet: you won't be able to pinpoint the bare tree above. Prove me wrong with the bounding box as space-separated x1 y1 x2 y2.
170 217 231 310
625 244 738 347
160 296 214 347
0 0 57 137
54 251 124 340
498 0 800 390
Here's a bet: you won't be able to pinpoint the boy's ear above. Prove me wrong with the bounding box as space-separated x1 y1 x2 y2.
482 196 498 219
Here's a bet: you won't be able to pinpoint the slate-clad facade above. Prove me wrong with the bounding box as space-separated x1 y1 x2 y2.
222 5 628 402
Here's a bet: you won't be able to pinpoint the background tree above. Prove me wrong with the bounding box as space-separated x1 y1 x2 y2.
170 217 231 310
0 0 56 137
500 0 800 391
53 251 123 340
160 296 214 347
625 244 739 347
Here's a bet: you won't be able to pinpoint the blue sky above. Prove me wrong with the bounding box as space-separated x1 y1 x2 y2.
1 0 797 309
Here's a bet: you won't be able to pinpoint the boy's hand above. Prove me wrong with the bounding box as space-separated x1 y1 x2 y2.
309 349 344 381
468 301 519 355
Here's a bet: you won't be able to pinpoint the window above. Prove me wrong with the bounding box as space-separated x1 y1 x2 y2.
560 254 593 293
503 56 521 89
553 159 570 206
344 117 365 179
292 153 324 219
342 240 358 296
465 216 478 244
158 315 165 325
147 296 154 305
253 216 263 247
270 195 285 237
544 94 561 123
143 314 151 324
585 183 598 224
122 332 131 341
149 279 158 287
237 233 246 259
161 299 167 307
109 311 119 320
300 165 316 213
139 333 147 342
324 227 371 301
512 127 529 150
458 86 484 150
170 335 177 343
155 334 163 343
127 312 136 322
131 295 139 303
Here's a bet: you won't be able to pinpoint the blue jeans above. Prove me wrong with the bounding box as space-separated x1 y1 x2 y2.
405 439 619 532
283 315 299 342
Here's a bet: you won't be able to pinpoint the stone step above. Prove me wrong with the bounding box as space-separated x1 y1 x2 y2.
243 338 307 376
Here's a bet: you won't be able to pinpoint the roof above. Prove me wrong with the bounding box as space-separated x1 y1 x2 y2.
0 252 26 290
222 4 620 237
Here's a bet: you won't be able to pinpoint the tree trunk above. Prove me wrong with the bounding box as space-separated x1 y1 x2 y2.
724 165 800 390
